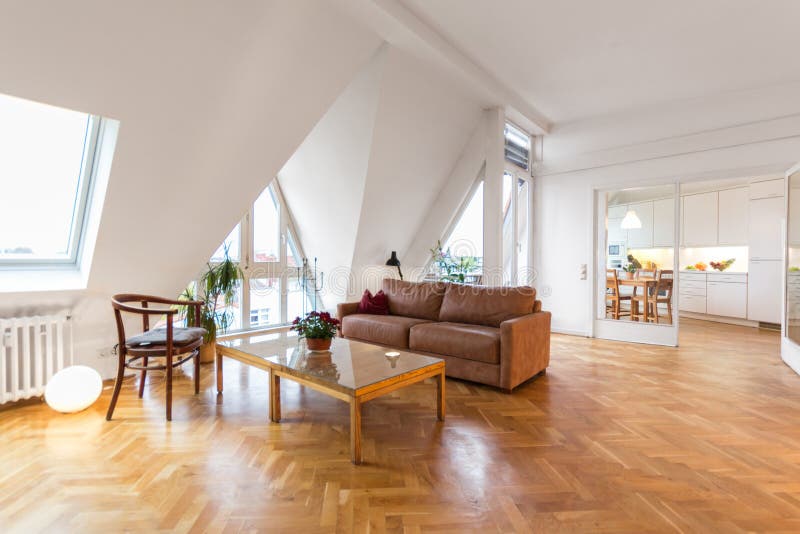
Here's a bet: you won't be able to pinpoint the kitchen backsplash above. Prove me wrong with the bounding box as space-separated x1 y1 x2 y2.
626 246 749 272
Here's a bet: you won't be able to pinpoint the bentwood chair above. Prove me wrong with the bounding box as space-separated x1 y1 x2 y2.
106 294 206 421
606 269 631 320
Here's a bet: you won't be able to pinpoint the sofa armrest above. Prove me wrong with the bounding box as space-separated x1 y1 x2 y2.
499 311 551 391
336 301 360 320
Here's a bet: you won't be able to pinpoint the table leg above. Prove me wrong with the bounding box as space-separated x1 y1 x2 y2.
350 398 362 465
643 286 650 323
216 351 223 394
436 370 445 421
269 370 281 422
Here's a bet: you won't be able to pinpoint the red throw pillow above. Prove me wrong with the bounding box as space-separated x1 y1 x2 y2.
358 289 389 315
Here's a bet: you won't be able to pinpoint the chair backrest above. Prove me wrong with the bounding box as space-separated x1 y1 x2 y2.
606 269 620 295
111 294 202 353
636 268 656 279
656 270 674 298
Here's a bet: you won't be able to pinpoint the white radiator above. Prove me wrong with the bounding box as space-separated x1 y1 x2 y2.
0 313 72 404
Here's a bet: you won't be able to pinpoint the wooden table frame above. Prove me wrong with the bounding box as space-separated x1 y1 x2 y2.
617 277 658 323
216 345 445 465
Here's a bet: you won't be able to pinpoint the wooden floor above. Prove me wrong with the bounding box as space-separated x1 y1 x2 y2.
1 319 799 533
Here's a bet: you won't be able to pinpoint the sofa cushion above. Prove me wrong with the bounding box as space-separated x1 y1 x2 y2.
382 279 448 321
438 285 536 327
341 314 431 348
357 289 389 315
126 326 207 347
409 322 501 365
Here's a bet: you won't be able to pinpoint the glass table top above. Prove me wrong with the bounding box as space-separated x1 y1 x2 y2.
218 333 443 392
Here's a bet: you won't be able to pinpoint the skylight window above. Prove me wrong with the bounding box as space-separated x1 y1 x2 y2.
0 93 100 265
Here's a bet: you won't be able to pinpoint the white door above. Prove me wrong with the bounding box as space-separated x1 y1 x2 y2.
594 183 679 347
502 169 533 285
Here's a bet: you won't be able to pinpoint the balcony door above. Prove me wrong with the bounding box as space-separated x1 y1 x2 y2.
502 168 533 286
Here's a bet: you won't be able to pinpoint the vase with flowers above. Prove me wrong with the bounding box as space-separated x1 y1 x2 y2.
291 311 340 352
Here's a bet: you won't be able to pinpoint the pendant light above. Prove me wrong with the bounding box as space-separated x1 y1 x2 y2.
620 209 642 229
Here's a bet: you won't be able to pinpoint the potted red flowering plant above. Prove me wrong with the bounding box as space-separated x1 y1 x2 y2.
291 311 340 351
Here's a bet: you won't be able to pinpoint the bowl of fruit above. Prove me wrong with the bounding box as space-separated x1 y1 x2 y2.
684 262 707 271
710 258 735 271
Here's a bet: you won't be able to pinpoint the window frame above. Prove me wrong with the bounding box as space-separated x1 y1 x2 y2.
0 115 103 269
208 179 319 334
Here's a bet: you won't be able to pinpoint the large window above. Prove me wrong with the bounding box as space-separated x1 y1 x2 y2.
0 93 101 265
208 182 315 332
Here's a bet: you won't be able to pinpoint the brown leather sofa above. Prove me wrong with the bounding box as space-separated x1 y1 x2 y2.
337 279 551 391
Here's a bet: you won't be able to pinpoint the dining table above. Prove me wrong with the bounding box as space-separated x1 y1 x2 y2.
617 276 658 322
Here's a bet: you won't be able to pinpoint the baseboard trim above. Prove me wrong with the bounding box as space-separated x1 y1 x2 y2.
552 328 590 337
679 312 759 328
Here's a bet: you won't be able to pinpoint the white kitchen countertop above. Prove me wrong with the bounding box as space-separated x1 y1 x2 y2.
679 270 748 275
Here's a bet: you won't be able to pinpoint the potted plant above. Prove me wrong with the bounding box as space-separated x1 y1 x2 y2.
622 263 636 280
430 241 479 283
291 311 340 352
180 246 243 363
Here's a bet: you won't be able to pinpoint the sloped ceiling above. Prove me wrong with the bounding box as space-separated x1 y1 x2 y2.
279 45 484 304
279 46 387 302
0 0 382 376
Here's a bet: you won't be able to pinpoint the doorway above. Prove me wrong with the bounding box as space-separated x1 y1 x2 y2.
593 183 679 346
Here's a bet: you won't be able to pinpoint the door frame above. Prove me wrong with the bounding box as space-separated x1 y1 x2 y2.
591 181 680 347
503 165 534 285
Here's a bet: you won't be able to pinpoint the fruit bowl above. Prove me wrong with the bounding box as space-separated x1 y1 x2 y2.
710 258 735 271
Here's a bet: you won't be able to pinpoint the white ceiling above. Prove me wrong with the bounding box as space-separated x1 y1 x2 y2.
402 0 800 123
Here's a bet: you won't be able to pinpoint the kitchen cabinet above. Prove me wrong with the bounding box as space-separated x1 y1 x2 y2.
748 196 783 260
748 260 782 323
652 198 675 247
707 277 747 318
683 192 718 247
679 272 707 314
608 204 628 219
608 218 626 243
717 187 748 245
626 201 654 248
749 178 784 200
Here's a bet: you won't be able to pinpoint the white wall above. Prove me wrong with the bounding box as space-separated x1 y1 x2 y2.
0 1 382 377
278 46 387 305
279 44 485 306
534 89 800 334
348 47 483 298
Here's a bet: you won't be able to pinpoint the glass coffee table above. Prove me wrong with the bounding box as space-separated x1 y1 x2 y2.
216 334 445 464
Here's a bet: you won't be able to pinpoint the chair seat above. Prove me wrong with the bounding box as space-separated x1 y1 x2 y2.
126 326 207 347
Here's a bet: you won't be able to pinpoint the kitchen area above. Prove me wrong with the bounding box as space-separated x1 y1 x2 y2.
605 175 784 327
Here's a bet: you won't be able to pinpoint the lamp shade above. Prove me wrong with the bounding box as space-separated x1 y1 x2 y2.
45 365 103 413
620 209 642 230
385 251 403 280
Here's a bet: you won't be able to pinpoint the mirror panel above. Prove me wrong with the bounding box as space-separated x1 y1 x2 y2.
787 172 800 344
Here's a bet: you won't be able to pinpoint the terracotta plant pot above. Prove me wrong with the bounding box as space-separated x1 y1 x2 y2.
623 271 634 280
306 337 332 352
199 341 216 364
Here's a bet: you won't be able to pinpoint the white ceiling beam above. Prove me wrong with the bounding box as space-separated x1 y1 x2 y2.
335 0 552 135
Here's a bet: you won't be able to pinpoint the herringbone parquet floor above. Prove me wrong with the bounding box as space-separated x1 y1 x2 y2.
1 319 799 533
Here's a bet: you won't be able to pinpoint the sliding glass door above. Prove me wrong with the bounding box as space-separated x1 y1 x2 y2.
593 183 679 346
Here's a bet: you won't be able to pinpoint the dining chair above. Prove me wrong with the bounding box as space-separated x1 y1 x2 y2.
606 269 631 320
632 270 674 323
106 294 206 421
